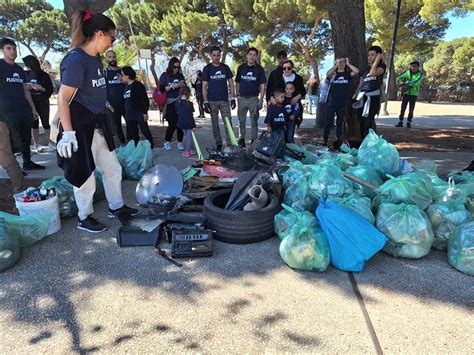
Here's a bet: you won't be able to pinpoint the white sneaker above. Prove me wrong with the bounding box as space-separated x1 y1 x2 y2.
164 142 172 151
30 145 38 155
177 142 185 151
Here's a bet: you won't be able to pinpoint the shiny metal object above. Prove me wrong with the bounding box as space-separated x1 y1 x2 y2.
135 164 183 206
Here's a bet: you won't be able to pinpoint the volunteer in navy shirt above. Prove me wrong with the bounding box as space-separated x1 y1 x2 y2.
121 66 153 148
159 57 186 151
0 37 43 170
323 57 359 146
235 47 266 146
202 45 236 150
23 55 54 152
105 49 126 144
266 50 287 103
56 10 138 234
354 45 386 138
264 89 288 137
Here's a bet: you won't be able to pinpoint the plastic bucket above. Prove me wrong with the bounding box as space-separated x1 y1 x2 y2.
14 195 61 236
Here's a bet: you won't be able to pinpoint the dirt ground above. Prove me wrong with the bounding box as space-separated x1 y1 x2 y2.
298 126 474 152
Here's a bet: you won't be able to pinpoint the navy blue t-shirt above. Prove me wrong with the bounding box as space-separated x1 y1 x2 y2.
265 104 287 131
0 59 27 112
159 72 185 99
202 63 233 101
60 47 107 114
283 96 300 117
105 68 125 109
327 70 352 106
360 62 386 93
235 63 266 97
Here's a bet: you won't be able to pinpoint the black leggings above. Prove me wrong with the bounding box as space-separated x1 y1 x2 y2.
164 103 183 142
399 94 417 122
324 105 346 144
126 118 154 149
358 95 380 139
31 97 50 129
9 110 33 162
112 108 126 143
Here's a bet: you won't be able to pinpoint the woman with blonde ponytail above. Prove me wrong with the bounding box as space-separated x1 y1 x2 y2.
57 10 138 233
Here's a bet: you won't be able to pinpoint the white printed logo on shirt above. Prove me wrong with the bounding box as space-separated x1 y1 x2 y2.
284 104 293 113
123 89 131 99
108 74 122 85
333 76 349 84
241 71 256 81
210 70 226 80
6 72 23 83
274 112 285 122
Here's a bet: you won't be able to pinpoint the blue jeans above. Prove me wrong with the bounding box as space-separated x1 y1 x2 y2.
307 95 319 115
285 119 296 143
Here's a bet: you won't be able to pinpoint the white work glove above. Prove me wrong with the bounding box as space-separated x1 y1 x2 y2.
57 131 78 158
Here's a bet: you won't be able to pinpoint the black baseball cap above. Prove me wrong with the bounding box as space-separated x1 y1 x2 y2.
410 61 420 66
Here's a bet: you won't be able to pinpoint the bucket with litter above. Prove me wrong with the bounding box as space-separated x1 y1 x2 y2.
14 190 61 236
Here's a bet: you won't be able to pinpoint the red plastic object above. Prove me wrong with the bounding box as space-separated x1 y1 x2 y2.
203 164 241 178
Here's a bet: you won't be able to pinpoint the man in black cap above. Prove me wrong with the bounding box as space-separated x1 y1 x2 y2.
396 60 423 128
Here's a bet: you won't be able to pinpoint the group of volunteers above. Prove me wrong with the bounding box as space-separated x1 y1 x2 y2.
0 10 424 234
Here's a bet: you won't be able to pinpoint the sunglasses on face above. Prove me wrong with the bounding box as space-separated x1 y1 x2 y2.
174 65 180 69
104 32 116 43
283 66 292 71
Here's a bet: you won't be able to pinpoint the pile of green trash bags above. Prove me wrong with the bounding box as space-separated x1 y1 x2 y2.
376 203 434 258
276 205 330 271
448 221 474 276
0 212 51 272
116 140 153 180
41 172 106 218
426 200 472 251
357 129 400 176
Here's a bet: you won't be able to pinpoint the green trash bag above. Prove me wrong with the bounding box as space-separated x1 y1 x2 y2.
274 204 318 240
283 181 318 212
0 218 20 272
448 221 474 276
447 171 474 185
116 140 153 180
466 196 474 218
279 225 330 271
328 194 375 224
283 160 310 189
340 144 358 156
376 203 434 259
358 129 400 176
0 211 51 248
316 154 357 171
426 200 472 251
308 164 353 198
346 165 383 199
376 172 433 210
413 160 438 174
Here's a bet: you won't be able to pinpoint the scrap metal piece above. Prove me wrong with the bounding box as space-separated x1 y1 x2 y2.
136 164 184 206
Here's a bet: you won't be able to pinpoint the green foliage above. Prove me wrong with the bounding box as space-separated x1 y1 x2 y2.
420 0 474 24
101 42 137 67
0 0 68 61
366 0 448 55
424 37 474 88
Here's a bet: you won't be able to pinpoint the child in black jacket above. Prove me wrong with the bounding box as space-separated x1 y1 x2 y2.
121 66 154 148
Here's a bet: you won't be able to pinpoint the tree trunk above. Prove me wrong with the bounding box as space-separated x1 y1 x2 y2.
327 0 367 140
386 50 397 100
63 0 116 20
149 54 159 86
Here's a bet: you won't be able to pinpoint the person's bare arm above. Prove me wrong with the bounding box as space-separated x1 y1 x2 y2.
353 78 364 99
235 82 240 97
23 84 39 119
368 53 385 77
326 62 338 79
259 83 265 100
228 78 235 98
202 81 209 102
58 84 77 131
345 58 360 77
